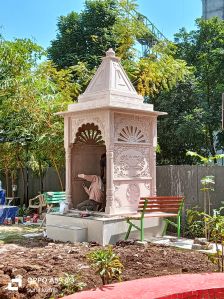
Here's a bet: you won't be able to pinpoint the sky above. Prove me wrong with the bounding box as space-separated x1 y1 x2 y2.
0 0 202 49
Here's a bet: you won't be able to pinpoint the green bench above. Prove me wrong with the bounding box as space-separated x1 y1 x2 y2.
125 196 185 241
43 191 66 212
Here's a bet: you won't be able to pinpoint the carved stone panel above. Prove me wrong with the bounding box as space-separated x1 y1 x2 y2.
117 126 146 143
114 145 151 178
114 113 152 144
126 183 140 203
113 180 152 214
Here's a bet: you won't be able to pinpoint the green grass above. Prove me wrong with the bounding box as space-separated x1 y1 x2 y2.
0 225 43 244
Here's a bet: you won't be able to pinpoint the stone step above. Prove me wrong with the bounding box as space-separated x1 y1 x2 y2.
47 224 87 243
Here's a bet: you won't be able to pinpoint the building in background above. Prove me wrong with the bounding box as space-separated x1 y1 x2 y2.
202 0 224 19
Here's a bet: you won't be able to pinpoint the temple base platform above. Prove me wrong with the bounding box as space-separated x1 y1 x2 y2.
46 210 165 246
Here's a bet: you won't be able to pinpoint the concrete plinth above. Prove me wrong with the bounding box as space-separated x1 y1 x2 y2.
46 211 165 246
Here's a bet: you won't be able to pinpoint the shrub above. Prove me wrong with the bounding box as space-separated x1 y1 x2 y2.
58 273 86 296
87 246 123 285
205 210 224 272
185 208 205 238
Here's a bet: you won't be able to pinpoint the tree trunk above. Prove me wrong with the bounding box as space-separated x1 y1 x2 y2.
38 161 44 193
208 127 217 163
5 170 9 197
208 191 211 216
20 167 26 205
51 156 64 190
206 80 217 162
215 239 220 272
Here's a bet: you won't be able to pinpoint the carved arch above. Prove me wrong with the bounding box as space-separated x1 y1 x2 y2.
74 123 104 145
71 114 107 145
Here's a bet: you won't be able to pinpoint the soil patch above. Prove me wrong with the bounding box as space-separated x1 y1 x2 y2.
0 237 217 299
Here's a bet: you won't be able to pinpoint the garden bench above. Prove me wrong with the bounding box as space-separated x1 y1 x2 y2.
125 196 184 242
43 191 66 212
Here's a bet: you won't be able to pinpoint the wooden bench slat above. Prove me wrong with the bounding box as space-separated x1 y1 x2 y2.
144 212 178 217
128 212 178 219
138 206 179 212
46 196 66 198
139 202 182 205
47 201 66 203
139 200 183 203
139 199 182 204
46 199 65 201
138 208 181 212
138 209 179 213
138 202 183 209
139 197 183 201
159 205 181 209
140 196 184 199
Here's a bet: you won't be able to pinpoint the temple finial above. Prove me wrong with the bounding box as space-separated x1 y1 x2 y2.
106 48 115 57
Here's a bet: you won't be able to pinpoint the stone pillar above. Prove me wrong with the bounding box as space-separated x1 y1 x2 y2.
105 111 115 214
105 146 115 214
64 116 73 208
152 116 157 196
65 145 73 208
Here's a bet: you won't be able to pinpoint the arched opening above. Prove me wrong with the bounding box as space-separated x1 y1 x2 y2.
71 123 106 210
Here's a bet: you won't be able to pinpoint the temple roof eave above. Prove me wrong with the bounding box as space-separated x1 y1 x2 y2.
55 106 167 117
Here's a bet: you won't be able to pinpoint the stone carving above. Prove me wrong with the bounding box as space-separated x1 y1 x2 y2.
144 181 151 191
117 125 145 143
114 182 122 208
74 123 104 145
126 183 140 203
113 62 135 92
114 113 152 143
71 112 107 144
114 145 150 178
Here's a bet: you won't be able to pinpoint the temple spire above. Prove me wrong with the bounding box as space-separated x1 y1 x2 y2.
78 48 143 103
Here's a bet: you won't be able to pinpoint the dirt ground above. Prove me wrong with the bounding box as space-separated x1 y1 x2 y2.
0 231 217 299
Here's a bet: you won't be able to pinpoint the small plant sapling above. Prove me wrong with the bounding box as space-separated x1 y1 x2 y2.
186 151 224 215
205 208 224 272
186 208 205 238
200 175 215 216
58 273 86 296
87 246 123 285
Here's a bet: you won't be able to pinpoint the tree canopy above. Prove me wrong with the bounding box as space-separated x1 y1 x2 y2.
48 0 190 98
0 37 76 195
155 17 224 164
48 0 119 69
